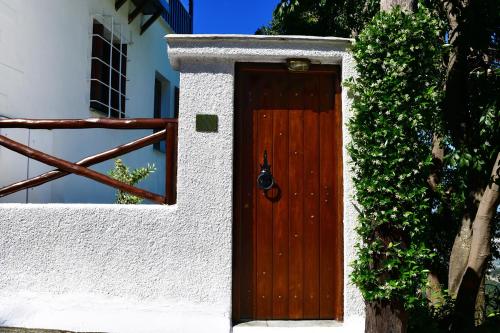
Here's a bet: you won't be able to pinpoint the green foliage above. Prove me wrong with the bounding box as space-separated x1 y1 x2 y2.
429 0 500 290
346 6 445 308
108 159 156 204
408 298 454 333
485 282 500 320
256 0 379 38
434 75 500 293
472 282 500 333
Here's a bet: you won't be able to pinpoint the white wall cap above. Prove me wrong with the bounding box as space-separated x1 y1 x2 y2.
166 34 353 70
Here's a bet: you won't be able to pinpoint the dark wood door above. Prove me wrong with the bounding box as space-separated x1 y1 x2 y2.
233 64 343 321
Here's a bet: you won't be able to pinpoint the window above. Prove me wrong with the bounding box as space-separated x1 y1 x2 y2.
174 86 180 119
90 18 127 118
153 75 170 152
153 78 163 151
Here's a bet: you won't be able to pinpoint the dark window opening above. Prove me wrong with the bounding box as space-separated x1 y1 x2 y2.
154 78 163 151
174 86 180 119
90 20 127 118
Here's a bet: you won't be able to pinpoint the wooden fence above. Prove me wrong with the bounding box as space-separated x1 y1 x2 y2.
0 118 178 204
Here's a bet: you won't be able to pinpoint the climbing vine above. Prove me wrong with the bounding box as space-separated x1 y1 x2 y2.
346 6 444 307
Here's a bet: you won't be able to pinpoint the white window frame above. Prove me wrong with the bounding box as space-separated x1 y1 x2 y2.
89 14 129 118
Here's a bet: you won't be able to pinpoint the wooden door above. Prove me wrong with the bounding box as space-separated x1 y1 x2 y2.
233 64 343 321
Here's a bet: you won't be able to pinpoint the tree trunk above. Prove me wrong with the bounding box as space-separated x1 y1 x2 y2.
451 153 500 332
426 135 445 306
365 301 408 333
448 215 473 297
442 0 472 297
426 271 445 306
474 275 486 326
442 0 470 143
380 0 416 12
427 134 444 192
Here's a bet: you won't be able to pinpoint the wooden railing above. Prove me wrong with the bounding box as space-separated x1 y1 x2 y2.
0 118 178 205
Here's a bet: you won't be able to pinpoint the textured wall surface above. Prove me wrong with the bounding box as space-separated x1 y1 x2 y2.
169 34 365 331
0 204 232 333
0 35 362 332
340 52 365 323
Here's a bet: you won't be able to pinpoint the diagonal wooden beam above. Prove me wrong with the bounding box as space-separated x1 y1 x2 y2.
0 130 166 199
140 9 162 35
115 0 127 11
0 134 165 204
128 0 148 24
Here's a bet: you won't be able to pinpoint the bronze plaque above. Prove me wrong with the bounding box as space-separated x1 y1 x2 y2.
196 114 218 133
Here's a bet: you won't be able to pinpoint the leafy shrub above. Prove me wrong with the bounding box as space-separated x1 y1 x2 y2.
108 159 155 204
346 6 444 308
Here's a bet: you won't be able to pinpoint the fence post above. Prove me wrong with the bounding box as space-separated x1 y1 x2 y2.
165 122 178 204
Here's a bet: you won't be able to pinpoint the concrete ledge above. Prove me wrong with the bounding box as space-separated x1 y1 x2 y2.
166 34 353 70
166 34 353 43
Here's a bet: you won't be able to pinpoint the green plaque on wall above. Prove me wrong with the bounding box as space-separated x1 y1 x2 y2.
196 114 218 133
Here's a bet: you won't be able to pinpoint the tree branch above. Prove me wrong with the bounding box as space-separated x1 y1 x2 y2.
452 152 500 331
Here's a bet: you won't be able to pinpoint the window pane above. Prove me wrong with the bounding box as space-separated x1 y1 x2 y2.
89 19 127 118
153 79 163 151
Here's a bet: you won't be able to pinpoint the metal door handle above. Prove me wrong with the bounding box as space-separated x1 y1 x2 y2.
257 150 274 191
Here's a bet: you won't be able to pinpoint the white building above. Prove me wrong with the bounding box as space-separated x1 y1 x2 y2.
0 1 367 332
0 34 364 333
0 0 192 203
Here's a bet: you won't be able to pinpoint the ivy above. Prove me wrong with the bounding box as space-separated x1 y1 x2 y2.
346 6 444 308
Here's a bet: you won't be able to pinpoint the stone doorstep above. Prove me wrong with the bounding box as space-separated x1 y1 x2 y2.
0 328 103 333
232 320 344 332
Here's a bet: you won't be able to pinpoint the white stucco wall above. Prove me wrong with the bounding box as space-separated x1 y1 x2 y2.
0 35 362 333
168 35 364 331
0 0 180 203
0 204 232 333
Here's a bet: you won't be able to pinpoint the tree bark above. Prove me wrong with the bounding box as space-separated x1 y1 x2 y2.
451 152 500 332
474 275 486 326
442 0 470 143
426 271 445 306
380 0 416 12
427 134 445 192
365 301 408 333
442 0 472 297
448 215 473 297
424 135 448 306
423 135 447 306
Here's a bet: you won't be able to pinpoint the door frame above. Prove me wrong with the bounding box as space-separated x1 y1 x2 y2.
232 62 344 322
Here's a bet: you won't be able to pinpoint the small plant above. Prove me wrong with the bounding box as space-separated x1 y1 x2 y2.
108 159 156 204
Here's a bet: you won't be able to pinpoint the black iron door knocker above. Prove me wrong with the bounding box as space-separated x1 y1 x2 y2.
257 150 274 191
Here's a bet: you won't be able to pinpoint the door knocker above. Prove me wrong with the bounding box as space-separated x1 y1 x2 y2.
257 150 274 191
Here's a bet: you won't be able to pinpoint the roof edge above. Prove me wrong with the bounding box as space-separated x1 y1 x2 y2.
166 34 354 44
165 34 353 70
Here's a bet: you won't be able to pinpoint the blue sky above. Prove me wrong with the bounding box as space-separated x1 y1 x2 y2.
183 0 281 34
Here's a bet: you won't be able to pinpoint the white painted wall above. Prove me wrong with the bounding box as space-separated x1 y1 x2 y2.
168 35 364 332
0 0 180 203
0 35 362 333
0 204 232 333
